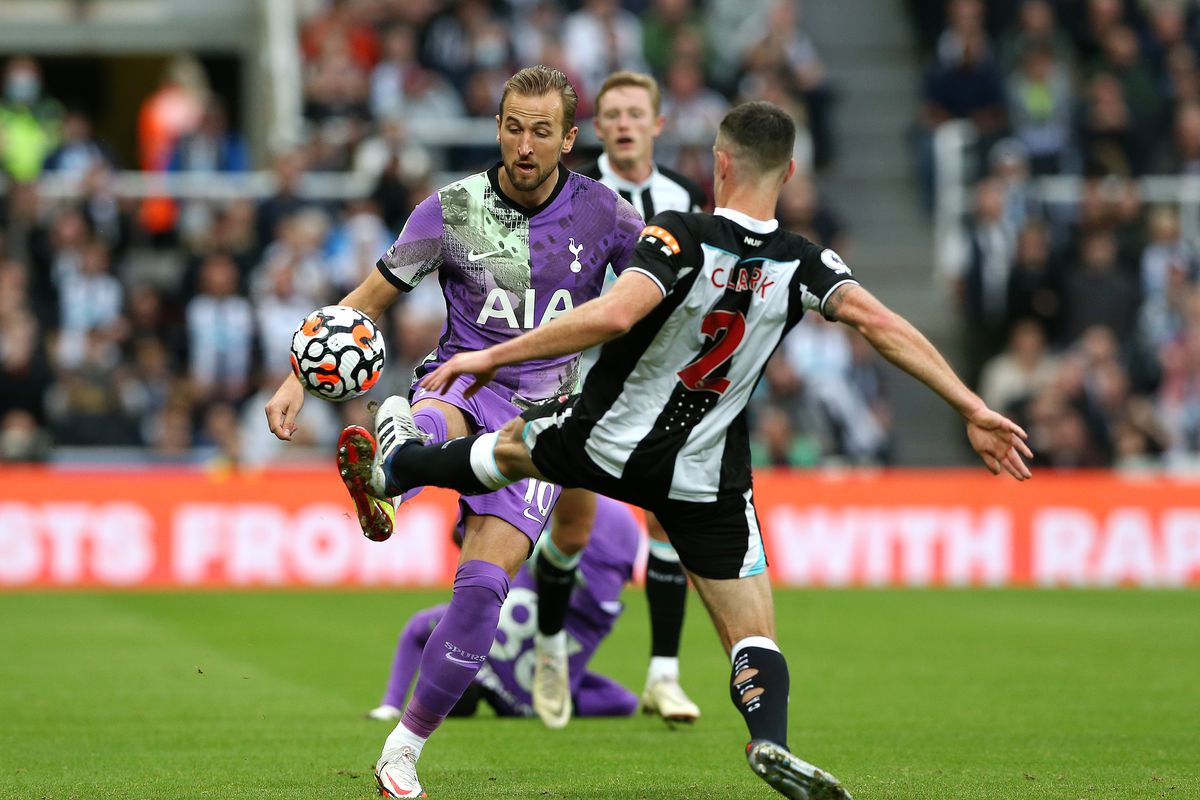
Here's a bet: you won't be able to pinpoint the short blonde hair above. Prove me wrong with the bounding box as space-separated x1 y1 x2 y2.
595 71 661 115
499 65 579 132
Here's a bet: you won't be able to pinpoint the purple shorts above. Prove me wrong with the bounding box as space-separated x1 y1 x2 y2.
411 376 561 544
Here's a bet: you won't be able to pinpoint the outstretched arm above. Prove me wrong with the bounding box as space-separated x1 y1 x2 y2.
420 271 664 397
826 283 1033 480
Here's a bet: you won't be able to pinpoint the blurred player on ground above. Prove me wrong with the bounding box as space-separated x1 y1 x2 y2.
265 65 643 798
345 101 1032 799
366 496 640 723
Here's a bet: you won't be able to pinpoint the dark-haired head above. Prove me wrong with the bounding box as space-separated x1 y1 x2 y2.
715 101 796 177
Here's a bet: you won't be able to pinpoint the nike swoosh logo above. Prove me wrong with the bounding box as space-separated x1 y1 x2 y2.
383 772 417 798
467 249 503 262
523 508 542 522
445 653 483 666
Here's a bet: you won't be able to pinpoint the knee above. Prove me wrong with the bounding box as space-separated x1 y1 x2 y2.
551 515 591 553
404 607 443 639
613 690 639 717
549 506 592 556
551 494 595 553
451 560 512 608
646 511 670 542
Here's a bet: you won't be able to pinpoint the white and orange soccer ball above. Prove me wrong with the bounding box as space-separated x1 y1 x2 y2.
290 305 386 402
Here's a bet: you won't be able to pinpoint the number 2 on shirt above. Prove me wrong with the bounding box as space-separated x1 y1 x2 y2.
676 309 747 394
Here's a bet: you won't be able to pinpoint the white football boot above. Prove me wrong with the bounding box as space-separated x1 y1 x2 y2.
531 631 571 729
374 745 426 798
745 740 852 800
640 677 701 723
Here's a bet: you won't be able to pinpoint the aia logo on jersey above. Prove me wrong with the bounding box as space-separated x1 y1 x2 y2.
822 249 851 275
477 288 575 329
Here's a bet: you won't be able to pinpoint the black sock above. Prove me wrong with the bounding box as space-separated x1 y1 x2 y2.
730 644 790 749
535 548 577 636
645 552 687 658
386 437 489 495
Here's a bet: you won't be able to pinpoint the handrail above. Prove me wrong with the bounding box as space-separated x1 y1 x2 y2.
932 119 1200 277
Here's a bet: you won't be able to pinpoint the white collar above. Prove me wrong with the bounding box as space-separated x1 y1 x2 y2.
714 207 779 234
598 152 658 192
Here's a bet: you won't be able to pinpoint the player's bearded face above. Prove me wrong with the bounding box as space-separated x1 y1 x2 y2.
503 143 559 192
498 92 577 193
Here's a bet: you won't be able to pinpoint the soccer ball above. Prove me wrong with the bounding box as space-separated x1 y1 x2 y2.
290 305 386 402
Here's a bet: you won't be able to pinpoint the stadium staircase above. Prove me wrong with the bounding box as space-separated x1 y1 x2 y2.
808 0 969 465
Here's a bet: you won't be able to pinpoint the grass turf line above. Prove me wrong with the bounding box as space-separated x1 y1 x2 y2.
0 589 1196 799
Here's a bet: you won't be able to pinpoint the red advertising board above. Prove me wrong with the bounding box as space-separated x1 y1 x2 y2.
0 468 459 589
2 468 1199 588
754 470 1200 587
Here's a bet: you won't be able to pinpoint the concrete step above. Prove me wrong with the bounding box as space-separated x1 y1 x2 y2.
833 151 919 183
851 243 935 273
828 69 920 101
830 125 916 150
803 0 968 464
885 374 973 465
808 1 916 48
834 215 931 246
822 174 923 201
832 198 929 226
820 194 931 227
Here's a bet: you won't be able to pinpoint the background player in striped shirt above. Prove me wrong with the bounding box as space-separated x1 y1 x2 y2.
575 71 707 220
266 65 643 798
352 101 1032 799
530 71 707 730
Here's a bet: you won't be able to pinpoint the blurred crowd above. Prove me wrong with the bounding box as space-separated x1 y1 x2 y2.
295 0 836 176
911 0 1200 468
1 0 870 468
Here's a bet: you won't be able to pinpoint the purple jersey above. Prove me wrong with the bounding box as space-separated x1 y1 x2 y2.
377 164 643 404
473 496 641 716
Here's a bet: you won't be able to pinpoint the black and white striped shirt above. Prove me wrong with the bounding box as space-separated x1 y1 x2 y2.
575 207 859 504
576 154 706 219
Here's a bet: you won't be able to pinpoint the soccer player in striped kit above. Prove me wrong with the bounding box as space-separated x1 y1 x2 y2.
346 101 1033 799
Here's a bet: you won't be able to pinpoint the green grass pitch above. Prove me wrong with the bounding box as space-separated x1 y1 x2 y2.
0 589 1196 799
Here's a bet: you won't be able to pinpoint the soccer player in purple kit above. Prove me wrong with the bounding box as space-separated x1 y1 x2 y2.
365 495 640 723
264 65 643 798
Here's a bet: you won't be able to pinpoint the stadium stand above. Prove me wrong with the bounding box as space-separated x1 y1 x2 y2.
1 0 878 468
37 1 1189 472
916 0 1200 469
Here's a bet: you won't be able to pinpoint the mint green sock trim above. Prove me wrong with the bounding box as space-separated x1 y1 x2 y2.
537 533 582 570
647 539 680 562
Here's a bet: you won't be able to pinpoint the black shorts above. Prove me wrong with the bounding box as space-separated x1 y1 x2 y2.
520 395 768 580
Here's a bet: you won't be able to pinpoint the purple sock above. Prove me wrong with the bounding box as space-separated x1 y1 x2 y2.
399 406 451 503
381 605 445 708
400 560 510 738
